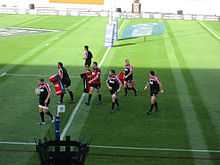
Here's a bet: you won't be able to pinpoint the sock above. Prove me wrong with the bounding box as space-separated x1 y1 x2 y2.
98 94 102 102
60 94 64 103
112 102 115 110
149 104 154 112
125 87 128 96
155 102 158 112
88 94 92 104
40 112 45 122
68 91 74 101
46 111 53 120
132 87 137 96
115 99 119 106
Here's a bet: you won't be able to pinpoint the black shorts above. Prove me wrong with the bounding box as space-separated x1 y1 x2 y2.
85 59 92 67
150 90 159 96
91 83 101 89
109 89 118 95
63 81 71 88
39 98 50 109
125 75 133 81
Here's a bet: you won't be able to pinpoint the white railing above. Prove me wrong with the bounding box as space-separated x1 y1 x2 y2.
0 6 219 21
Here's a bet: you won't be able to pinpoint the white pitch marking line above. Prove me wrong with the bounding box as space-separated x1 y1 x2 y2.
0 72 7 77
199 22 220 40
1 141 220 153
9 27 62 32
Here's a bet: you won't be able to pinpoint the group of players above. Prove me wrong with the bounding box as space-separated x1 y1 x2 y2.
36 45 164 125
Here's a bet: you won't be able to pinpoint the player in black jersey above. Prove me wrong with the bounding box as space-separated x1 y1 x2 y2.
144 71 164 115
58 62 74 104
124 59 137 96
37 78 54 125
106 69 122 112
83 45 93 67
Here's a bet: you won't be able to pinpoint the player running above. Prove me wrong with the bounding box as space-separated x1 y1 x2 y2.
144 71 164 115
124 59 137 96
36 78 54 125
106 69 122 112
85 62 102 105
58 62 74 104
83 45 93 67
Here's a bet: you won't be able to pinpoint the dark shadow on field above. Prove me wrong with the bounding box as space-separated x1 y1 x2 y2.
1 64 220 165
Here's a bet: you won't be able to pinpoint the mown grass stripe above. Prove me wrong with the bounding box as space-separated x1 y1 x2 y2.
0 17 90 76
164 21 213 165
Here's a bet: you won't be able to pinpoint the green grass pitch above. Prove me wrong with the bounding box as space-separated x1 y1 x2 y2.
0 14 220 165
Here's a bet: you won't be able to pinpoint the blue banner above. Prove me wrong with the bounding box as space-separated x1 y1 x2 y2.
122 23 165 39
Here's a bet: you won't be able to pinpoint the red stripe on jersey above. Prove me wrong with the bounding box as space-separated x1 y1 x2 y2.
149 75 160 84
45 83 51 93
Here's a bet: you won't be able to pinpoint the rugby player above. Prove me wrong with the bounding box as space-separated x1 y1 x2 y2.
144 71 164 115
58 62 74 104
124 59 137 96
83 45 93 67
85 62 102 105
106 69 121 112
37 78 54 125
80 67 92 93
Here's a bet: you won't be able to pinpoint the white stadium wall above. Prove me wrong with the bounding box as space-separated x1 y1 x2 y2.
0 0 219 15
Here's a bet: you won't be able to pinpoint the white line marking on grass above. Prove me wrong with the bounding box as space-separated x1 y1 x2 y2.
90 145 220 153
10 27 62 32
0 72 7 77
199 22 220 40
1 140 220 153
60 48 111 140
0 141 35 146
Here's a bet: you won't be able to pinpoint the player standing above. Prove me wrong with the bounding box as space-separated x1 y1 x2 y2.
37 78 54 125
58 62 74 104
85 62 102 105
83 45 93 67
106 69 121 112
124 59 137 96
80 67 92 93
144 71 164 115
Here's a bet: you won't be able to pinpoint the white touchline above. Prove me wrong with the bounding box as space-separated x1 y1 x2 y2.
199 22 220 40
1 141 220 153
60 19 125 140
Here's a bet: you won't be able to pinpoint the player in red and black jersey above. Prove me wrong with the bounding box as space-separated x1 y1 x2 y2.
124 59 137 96
58 62 74 104
37 78 54 125
83 45 93 67
80 67 92 94
85 62 102 105
106 69 122 112
144 71 164 115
